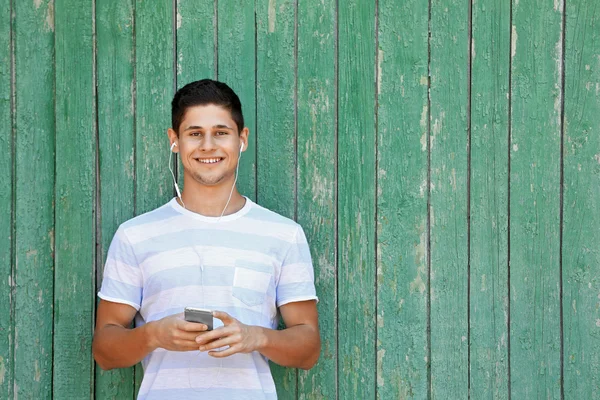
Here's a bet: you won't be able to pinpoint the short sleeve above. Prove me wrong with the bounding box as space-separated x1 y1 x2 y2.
98 226 143 310
276 226 319 307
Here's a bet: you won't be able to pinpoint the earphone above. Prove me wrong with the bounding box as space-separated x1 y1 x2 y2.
168 142 184 207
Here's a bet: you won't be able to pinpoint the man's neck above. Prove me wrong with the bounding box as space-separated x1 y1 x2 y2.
179 179 246 217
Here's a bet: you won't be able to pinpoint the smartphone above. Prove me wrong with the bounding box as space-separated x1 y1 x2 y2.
184 307 213 331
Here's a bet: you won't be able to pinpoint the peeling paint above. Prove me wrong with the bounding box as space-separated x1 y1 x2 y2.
176 9 182 29
481 274 487 292
513 143 519 152
0 356 5 385
471 38 475 59
377 349 386 386
34 360 41 382
420 104 427 131
420 76 427 86
410 265 426 294
34 0 42 9
377 49 383 94
45 1 54 32
317 254 334 283
554 0 563 12
572 299 577 313
268 0 276 33
450 168 457 191
511 26 517 58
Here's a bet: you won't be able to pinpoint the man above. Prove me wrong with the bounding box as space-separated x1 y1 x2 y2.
92 79 320 399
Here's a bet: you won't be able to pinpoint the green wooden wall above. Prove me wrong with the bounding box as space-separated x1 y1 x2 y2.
1 0 598 399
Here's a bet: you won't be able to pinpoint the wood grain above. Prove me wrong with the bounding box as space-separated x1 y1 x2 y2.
510 0 563 397
563 0 600 397
0 0 13 397
377 0 429 397
296 0 337 398
469 0 510 397
13 0 55 398
256 0 298 397
95 0 136 398
337 1 376 399
429 0 470 397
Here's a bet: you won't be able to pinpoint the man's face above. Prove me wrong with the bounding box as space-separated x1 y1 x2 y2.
169 104 248 187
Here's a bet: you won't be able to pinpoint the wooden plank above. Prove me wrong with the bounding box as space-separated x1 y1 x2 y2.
296 0 336 398
376 0 429 397
134 1 174 395
429 0 469 397
176 0 215 187
217 0 256 201
176 0 214 85
13 1 55 398
255 0 297 397
469 0 510 397
53 0 95 397
0 0 13 397
135 0 174 215
509 0 562 397
95 0 136 398
563 2 600 398
337 1 376 399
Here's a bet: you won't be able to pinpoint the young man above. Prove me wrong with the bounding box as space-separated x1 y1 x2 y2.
93 79 320 399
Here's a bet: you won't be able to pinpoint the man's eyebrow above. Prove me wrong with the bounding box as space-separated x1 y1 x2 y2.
183 124 233 131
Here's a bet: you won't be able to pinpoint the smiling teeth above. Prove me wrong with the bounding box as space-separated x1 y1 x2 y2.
199 158 221 164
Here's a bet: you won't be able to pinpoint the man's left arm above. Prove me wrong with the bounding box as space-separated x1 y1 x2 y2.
195 300 320 370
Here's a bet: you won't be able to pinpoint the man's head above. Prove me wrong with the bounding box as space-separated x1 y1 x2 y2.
167 80 249 188
171 79 245 135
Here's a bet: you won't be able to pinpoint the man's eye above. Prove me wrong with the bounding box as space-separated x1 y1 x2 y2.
217 131 228 136
190 132 201 136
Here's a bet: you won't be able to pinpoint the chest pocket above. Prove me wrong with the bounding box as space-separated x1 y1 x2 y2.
232 260 274 307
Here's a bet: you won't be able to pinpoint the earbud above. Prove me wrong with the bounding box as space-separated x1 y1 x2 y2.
240 142 244 152
168 142 184 208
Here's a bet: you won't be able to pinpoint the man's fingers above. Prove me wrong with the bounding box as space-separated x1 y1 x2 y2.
179 321 208 332
208 345 239 358
195 326 231 345
199 335 238 352
212 311 234 324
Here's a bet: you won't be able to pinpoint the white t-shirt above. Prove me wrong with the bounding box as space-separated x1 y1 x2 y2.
98 197 318 400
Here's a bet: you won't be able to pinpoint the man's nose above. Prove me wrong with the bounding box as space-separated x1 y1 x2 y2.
199 135 217 151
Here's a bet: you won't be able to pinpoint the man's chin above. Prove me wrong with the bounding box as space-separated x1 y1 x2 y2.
192 173 229 187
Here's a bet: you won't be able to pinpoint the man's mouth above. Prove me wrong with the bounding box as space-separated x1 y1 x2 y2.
196 157 224 164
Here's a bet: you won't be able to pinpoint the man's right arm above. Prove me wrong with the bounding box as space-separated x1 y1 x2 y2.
92 299 208 370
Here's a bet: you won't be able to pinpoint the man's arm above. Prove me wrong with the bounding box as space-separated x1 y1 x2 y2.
92 299 209 370
195 300 320 370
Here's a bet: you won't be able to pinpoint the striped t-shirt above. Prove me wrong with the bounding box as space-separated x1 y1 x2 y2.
98 197 318 400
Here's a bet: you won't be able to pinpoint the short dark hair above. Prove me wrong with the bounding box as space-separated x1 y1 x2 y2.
171 79 244 134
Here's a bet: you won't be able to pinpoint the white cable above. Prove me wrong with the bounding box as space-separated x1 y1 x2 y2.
168 147 185 208
217 146 242 222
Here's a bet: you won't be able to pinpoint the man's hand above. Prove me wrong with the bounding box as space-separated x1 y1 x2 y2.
150 313 211 352
195 311 266 358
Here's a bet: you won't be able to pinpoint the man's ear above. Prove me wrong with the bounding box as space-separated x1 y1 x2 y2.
239 127 249 152
167 128 179 152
